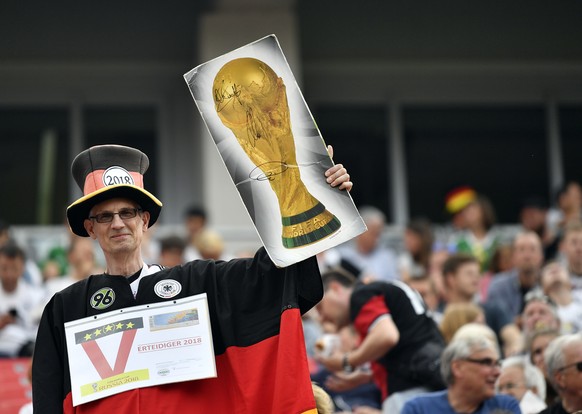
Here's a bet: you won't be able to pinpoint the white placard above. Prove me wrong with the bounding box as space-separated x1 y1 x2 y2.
64 293 216 406
184 34 366 267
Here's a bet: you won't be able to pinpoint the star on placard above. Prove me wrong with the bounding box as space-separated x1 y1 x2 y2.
84 333 92 341
105 324 113 332
126 322 134 329
116 323 123 330
94 328 102 336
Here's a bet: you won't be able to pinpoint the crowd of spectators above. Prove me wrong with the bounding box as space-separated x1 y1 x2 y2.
307 182 582 413
3 181 582 413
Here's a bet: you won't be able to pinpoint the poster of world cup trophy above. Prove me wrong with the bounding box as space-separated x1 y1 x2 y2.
184 35 366 267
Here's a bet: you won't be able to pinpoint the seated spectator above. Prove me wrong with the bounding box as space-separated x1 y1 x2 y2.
479 243 513 302
487 231 544 322
311 325 382 412
526 327 561 406
440 303 484 344
196 229 230 260
315 268 445 413
0 220 43 288
43 236 101 299
183 205 207 262
441 253 523 356
546 181 582 240
521 291 561 335
401 335 520 413
406 274 443 323
0 243 44 357
327 206 399 283
540 333 582 413
446 188 501 274
158 235 187 268
541 261 582 333
398 218 434 282
519 195 558 261
496 355 547 414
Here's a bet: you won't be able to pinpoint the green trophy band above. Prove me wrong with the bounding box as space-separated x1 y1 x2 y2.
212 57 341 248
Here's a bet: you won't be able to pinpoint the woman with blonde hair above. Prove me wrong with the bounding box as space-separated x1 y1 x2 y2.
439 302 485 344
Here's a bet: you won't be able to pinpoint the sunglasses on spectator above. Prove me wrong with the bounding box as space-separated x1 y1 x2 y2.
89 208 142 223
558 361 582 373
462 357 502 368
524 290 556 307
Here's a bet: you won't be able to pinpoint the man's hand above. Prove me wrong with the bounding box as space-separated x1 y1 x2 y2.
326 145 352 191
315 349 344 373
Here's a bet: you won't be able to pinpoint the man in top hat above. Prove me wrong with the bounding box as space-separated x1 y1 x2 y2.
32 144 352 414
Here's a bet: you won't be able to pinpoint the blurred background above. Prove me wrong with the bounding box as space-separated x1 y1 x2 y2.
1 0 582 257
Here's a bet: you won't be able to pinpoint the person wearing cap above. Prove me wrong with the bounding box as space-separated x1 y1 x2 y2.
445 187 500 274
32 144 353 414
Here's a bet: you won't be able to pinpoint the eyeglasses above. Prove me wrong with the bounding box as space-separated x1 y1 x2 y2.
462 357 502 368
557 361 582 373
89 208 142 223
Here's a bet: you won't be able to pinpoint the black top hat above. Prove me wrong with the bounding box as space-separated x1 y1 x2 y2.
66 144 162 237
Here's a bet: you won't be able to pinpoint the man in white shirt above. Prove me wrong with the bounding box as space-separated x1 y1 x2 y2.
0 243 44 357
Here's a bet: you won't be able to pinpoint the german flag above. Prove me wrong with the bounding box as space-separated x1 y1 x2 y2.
33 248 322 414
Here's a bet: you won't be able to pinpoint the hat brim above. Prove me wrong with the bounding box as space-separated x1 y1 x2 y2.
66 184 162 237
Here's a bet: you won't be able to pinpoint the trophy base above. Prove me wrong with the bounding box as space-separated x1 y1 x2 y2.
281 202 341 248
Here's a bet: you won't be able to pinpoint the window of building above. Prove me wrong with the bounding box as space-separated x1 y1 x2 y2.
560 105 582 187
404 106 547 224
0 108 70 225
311 106 391 218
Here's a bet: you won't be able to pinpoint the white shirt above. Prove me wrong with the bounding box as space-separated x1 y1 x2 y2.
0 281 44 356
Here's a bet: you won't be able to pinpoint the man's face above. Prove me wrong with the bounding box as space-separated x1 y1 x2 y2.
522 300 559 332
512 234 543 272
356 219 382 254
83 198 150 257
555 340 582 402
0 254 24 292
562 183 582 211
159 249 184 268
497 365 528 401
185 216 205 239
562 231 582 267
541 263 570 293
461 202 483 229
449 262 481 300
68 238 95 268
453 347 501 399
315 282 351 328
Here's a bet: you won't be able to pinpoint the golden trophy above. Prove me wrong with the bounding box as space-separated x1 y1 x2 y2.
213 57 341 248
